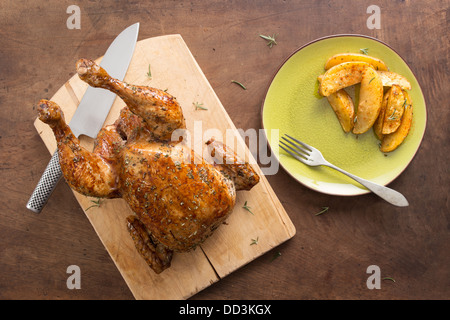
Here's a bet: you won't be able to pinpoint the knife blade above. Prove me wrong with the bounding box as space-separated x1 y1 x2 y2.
26 23 139 213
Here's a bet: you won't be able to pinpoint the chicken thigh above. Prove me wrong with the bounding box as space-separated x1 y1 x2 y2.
37 59 260 274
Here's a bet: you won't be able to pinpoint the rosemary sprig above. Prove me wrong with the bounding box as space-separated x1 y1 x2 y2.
360 48 369 55
231 80 247 90
387 109 398 120
193 102 207 110
250 237 259 245
315 206 329 216
271 251 281 262
147 64 152 78
382 277 396 283
242 201 254 215
259 34 277 48
86 198 102 211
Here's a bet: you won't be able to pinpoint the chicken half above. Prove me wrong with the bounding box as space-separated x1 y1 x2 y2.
37 59 260 273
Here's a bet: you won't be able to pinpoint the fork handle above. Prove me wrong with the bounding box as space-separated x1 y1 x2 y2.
325 162 409 207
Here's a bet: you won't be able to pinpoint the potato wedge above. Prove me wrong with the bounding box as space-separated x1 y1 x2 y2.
326 89 355 133
377 71 411 90
318 61 371 96
380 91 413 152
382 85 405 134
325 53 388 71
352 67 383 134
373 89 390 140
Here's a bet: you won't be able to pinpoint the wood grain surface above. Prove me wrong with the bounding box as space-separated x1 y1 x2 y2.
1 0 448 300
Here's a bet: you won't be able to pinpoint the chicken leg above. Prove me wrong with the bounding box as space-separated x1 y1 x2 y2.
126 215 173 274
76 59 186 141
37 99 120 198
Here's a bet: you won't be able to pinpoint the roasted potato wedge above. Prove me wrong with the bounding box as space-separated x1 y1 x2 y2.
380 91 413 152
352 67 383 134
324 53 388 71
373 89 390 140
317 52 414 153
326 89 355 133
377 71 411 90
318 61 371 96
382 84 405 134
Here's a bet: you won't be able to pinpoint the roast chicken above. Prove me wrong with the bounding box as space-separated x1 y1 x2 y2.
37 59 260 273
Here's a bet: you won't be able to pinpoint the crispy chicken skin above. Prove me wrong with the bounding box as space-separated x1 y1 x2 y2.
37 100 120 198
77 59 186 141
38 59 259 273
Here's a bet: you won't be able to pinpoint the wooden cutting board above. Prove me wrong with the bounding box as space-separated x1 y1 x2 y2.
34 34 296 300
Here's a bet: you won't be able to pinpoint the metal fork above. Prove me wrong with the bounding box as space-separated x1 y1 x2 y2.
279 134 409 207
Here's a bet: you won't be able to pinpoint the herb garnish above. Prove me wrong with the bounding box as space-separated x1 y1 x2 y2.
259 34 277 48
86 198 102 211
315 206 329 216
402 99 407 109
360 48 369 55
250 237 259 245
231 80 247 90
382 277 396 283
271 251 281 261
147 64 152 78
242 201 254 215
387 109 397 120
193 102 207 110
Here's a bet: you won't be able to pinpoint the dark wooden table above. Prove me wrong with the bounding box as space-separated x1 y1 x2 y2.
1 0 448 300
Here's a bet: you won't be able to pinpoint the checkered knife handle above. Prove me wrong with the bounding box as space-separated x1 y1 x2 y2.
26 151 62 213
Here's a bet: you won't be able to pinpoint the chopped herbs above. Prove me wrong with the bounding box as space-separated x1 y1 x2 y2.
402 99 408 109
271 251 281 261
147 64 152 78
250 237 259 245
315 206 329 216
259 34 277 48
387 109 398 120
86 198 102 211
193 102 207 110
360 48 369 55
242 201 254 215
382 277 396 283
231 80 247 90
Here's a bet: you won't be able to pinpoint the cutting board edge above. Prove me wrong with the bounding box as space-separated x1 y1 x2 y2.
214 231 296 280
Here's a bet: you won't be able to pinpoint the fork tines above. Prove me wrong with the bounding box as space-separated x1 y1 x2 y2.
279 134 311 161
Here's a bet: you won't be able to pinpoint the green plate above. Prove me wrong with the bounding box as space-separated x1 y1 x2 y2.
262 35 426 196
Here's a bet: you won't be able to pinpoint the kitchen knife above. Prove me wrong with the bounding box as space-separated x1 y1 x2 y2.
26 23 139 213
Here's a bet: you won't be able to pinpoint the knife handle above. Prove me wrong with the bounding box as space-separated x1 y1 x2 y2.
26 151 63 213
